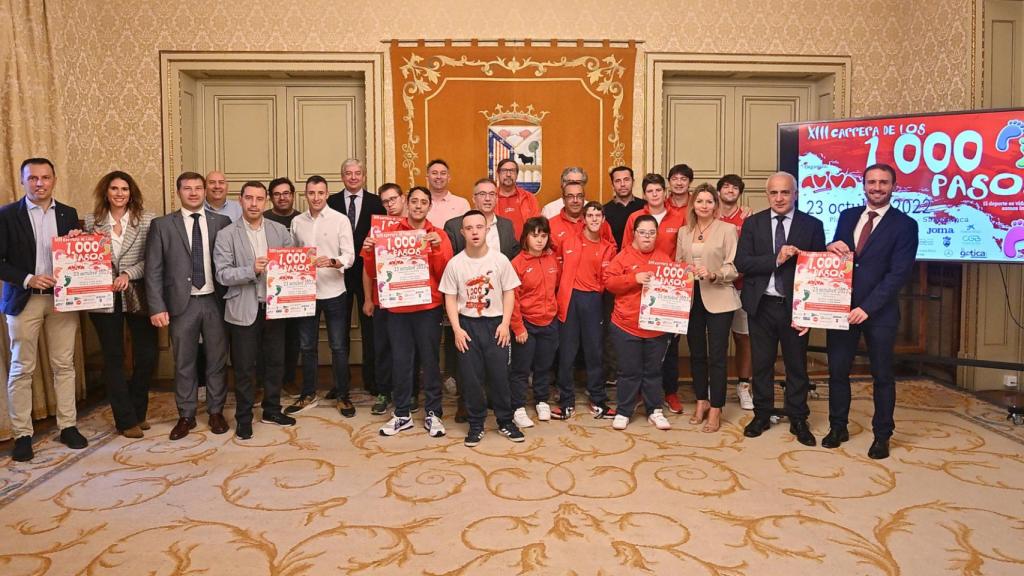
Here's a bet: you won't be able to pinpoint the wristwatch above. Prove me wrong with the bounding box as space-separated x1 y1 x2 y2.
330 258 339 268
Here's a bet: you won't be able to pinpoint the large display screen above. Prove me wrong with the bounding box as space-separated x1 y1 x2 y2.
778 109 1024 263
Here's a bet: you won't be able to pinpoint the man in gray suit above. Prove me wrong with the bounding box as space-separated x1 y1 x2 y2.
146 172 232 440
443 177 520 260
214 181 297 439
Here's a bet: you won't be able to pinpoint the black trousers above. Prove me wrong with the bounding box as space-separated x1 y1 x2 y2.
612 323 669 418
827 321 897 439
557 290 606 407
687 284 735 408
390 307 443 417
282 317 302 388
372 307 393 397
229 307 285 425
458 315 513 428
510 318 559 408
749 295 811 421
89 301 157 430
661 335 681 395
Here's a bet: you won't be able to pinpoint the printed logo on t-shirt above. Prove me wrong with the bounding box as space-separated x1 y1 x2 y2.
465 272 494 316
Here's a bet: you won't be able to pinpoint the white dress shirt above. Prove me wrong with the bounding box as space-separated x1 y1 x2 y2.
25 198 58 286
484 214 501 252
106 212 130 260
765 208 794 298
291 206 355 300
182 207 215 296
343 189 363 227
853 203 890 244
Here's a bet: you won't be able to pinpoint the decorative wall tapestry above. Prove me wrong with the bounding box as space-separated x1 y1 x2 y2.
390 40 637 207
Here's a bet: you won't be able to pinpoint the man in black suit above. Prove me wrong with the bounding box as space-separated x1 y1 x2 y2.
327 158 386 396
443 177 520 260
145 172 232 440
735 171 825 446
1 158 88 461
822 163 918 460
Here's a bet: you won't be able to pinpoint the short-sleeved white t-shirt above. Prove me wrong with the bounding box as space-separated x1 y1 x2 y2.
439 248 521 318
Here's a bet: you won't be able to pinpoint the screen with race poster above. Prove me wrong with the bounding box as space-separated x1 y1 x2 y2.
778 108 1024 263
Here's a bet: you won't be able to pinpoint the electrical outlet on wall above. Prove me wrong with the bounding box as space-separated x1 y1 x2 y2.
1004 375 1019 390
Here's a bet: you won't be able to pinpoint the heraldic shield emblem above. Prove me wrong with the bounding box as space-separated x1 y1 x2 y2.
483 103 547 194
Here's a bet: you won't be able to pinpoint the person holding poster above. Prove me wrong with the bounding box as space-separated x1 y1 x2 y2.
440 210 523 447
621 173 687 413
553 202 617 420
717 175 755 411
1 158 87 461
510 217 561 425
822 163 919 460
360 183 407 416
83 171 157 439
735 172 825 447
145 171 233 440
603 215 673 431
214 181 298 440
369 186 453 438
676 185 741 433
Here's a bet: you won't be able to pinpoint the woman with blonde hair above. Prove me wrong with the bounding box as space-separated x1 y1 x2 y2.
676 183 742 432
83 171 157 438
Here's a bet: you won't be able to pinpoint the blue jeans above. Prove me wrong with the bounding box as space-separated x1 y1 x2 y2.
299 293 351 398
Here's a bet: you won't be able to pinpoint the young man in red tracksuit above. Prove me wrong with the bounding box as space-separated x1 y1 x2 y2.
509 216 561 426
604 214 673 431
621 174 688 414
552 202 617 420
365 186 454 438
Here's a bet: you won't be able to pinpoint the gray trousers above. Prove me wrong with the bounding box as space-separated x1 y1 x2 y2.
169 294 228 417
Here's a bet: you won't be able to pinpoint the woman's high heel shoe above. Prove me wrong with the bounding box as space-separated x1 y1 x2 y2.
702 407 722 433
689 400 709 425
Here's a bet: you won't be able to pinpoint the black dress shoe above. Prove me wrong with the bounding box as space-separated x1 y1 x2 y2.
59 426 89 450
235 422 253 440
208 412 230 434
169 417 197 440
789 420 816 447
743 417 772 438
821 427 849 449
868 437 890 460
12 436 33 462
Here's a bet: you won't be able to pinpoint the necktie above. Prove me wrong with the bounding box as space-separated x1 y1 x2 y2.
347 194 357 230
191 213 205 289
855 211 878 256
774 214 786 295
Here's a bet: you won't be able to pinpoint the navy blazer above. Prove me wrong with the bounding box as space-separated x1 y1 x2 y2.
832 206 918 327
735 208 826 317
0 197 80 316
328 189 386 294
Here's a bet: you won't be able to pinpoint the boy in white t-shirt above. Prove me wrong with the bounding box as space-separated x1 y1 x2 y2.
439 209 522 447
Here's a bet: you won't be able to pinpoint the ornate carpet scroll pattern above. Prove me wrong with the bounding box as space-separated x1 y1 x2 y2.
1 378 1023 575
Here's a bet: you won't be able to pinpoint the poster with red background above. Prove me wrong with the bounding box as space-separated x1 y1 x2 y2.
795 109 1024 262
51 234 114 312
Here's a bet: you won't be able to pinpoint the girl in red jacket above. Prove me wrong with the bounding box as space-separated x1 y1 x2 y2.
603 215 673 431
509 217 561 425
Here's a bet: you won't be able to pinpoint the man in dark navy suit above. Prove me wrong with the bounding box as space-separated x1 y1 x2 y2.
327 158 386 397
735 171 825 446
822 163 918 460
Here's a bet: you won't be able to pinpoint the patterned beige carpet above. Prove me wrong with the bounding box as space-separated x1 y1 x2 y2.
1 378 1023 575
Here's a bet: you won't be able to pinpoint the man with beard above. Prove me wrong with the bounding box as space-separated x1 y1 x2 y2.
495 158 539 238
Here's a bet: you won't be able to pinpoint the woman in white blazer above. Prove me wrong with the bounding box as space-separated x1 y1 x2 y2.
83 171 157 438
675 183 742 432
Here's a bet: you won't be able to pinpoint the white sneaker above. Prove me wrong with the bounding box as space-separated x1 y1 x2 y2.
648 409 672 430
424 412 446 437
443 377 457 396
535 402 552 421
379 414 413 437
737 382 754 410
513 407 535 428
612 414 629 430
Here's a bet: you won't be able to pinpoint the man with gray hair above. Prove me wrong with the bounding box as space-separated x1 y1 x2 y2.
328 158 386 398
541 167 589 219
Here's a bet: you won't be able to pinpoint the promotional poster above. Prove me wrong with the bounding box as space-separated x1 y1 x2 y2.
792 251 853 330
370 214 404 237
374 229 432 309
51 234 114 312
789 109 1024 263
638 260 694 335
265 247 317 319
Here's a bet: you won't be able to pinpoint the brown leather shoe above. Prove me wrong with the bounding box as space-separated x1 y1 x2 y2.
121 426 144 439
208 413 229 435
169 417 197 440
138 420 151 431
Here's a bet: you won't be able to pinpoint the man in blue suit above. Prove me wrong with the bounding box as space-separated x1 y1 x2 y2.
822 163 918 460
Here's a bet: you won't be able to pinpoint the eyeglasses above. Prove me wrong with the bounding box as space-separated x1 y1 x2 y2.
563 193 585 202
473 191 497 198
271 191 293 198
381 196 400 205
635 230 657 238
497 168 517 174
